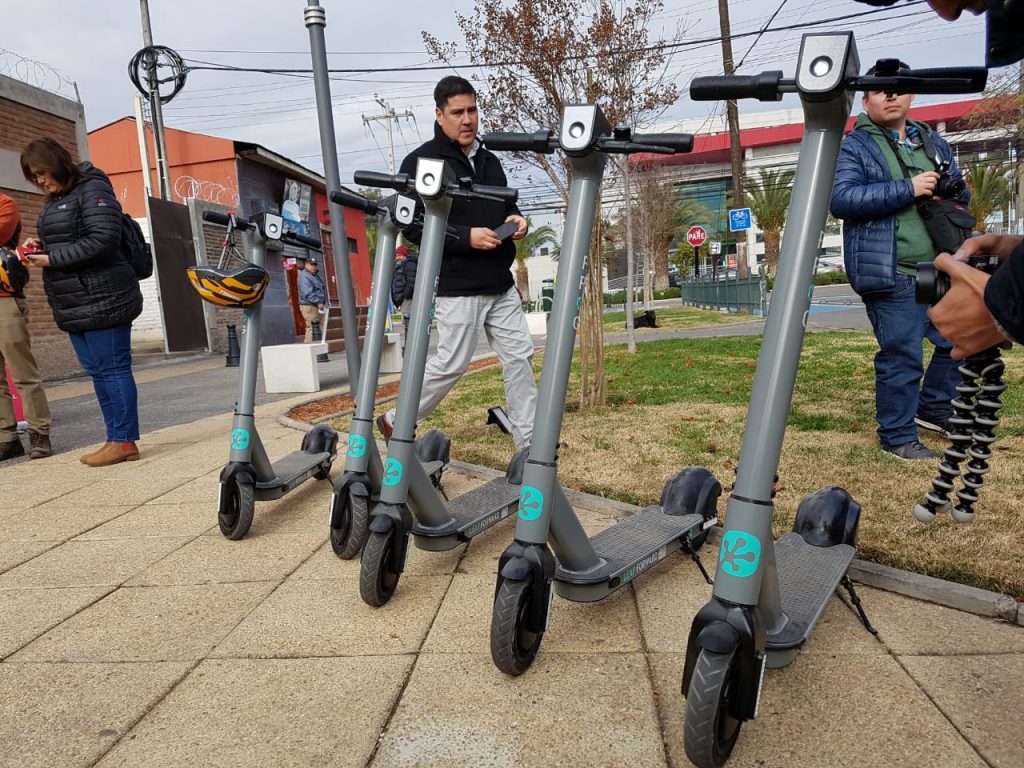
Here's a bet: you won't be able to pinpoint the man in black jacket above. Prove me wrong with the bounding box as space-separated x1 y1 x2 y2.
856 2 1024 358
384 76 536 449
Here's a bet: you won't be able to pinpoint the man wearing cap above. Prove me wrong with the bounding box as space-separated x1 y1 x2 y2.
0 193 51 460
297 255 327 344
855 1 1024 359
390 243 417 355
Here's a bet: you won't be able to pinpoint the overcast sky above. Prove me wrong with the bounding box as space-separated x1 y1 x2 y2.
2 0 991 212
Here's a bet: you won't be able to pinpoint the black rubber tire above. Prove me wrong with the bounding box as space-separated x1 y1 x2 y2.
683 648 743 768
330 492 369 560
219 479 255 540
313 460 332 482
490 578 543 676
359 530 401 606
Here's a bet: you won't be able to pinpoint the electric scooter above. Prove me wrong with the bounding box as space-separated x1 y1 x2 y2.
192 210 339 540
481 107 719 676
326 189 450 558
677 35 986 767
352 158 525 606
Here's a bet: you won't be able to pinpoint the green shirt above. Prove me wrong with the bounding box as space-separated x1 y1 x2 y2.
855 114 938 276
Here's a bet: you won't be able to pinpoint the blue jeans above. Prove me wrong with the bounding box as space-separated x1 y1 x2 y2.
69 325 140 442
863 274 959 446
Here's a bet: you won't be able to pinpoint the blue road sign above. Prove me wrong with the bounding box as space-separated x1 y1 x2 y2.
729 207 752 232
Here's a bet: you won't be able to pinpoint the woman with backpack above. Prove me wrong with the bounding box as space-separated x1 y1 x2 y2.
20 137 143 467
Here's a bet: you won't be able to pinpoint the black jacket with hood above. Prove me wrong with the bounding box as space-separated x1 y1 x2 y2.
36 163 143 333
398 122 521 297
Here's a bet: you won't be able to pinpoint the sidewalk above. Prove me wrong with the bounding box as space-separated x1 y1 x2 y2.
2 390 1022 768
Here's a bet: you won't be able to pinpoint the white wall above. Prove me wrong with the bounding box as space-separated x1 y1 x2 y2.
132 217 164 345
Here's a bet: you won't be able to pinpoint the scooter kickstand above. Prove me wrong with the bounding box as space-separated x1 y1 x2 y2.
840 575 877 636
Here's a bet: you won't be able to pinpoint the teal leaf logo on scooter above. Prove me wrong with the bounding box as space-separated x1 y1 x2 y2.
518 485 544 521
719 530 761 578
383 458 403 486
347 435 367 458
231 428 250 451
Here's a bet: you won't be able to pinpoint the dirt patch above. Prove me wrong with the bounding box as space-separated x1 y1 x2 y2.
286 356 501 423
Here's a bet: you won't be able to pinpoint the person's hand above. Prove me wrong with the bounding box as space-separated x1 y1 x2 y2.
951 233 1022 264
23 252 50 268
927 253 1005 359
317 303 324 311
911 171 940 198
470 227 501 250
506 214 528 240
21 237 42 252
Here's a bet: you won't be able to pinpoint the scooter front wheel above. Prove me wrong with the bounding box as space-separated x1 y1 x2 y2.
330 491 369 559
219 478 255 540
359 529 401 606
490 577 543 676
683 647 742 768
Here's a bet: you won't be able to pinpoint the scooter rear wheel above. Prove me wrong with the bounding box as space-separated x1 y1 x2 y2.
219 479 255 540
490 578 543 676
359 530 401 606
330 492 369 559
683 647 742 768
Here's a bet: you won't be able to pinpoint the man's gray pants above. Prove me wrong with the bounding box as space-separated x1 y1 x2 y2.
418 286 537 448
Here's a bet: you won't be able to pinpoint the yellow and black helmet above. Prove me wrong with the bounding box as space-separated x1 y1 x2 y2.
186 263 269 307
0 248 28 294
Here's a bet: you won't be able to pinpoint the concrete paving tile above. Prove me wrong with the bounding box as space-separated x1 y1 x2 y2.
648 652 988 768
0 661 190 768
423 573 643 655
9 582 277 663
901 654 1024 768
0 538 190 589
860 586 1024 655
199 484 335 540
10 480 96 508
0 505 135 542
64 476 191 506
0 586 111 659
125 533 323 586
371 652 668 768
293 535 465 580
145 472 221 505
94 656 412 768
0 539 59 574
74 503 216 539
210 575 449 658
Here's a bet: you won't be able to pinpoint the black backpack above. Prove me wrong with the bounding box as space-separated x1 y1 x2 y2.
121 214 153 280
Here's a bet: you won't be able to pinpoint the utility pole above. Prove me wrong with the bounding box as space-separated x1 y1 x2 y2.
362 96 414 173
718 0 748 278
139 0 171 199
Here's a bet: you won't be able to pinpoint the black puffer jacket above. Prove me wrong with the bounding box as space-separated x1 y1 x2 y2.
986 245 1024 343
36 163 142 333
399 123 521 296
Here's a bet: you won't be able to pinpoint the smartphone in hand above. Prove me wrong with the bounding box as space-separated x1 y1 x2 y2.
492 220 519 241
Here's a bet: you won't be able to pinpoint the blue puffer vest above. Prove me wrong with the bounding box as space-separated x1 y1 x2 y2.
829 122 965 296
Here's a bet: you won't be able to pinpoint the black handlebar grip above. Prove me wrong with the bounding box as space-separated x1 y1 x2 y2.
201 210 251 230
330 188 379 214
470 184 518 203
282 231 323 250
482 130 555 154
689 72 783 102
856 67 987 95
630 133 694 153
352 170 410 190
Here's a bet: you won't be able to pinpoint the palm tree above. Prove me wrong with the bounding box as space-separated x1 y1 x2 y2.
514 219 558 303
744 168 795 279
964 160 1011 232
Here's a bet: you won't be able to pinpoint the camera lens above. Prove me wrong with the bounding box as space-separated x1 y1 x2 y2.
915 262 950 305
935 175 966 199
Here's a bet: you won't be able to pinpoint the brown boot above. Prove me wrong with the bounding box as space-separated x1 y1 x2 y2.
82 441 140 467
27 430 52 459
0 440 25 462
80 442 113 464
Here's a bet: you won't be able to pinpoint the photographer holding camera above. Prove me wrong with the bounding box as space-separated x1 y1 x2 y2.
831 62 969 460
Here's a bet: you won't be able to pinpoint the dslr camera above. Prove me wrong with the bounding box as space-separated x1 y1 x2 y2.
933 160 966 200
916 254 1000 305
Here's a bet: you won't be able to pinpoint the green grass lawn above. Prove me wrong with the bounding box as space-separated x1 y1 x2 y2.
325 331 1024 598
602 305 760 334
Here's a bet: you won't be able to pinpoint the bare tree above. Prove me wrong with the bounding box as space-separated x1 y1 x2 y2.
423 0 685 407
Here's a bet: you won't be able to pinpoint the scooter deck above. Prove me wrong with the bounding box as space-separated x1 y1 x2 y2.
411 477 519 548
767 532 855 651
553 507 705 600
254 449 332 501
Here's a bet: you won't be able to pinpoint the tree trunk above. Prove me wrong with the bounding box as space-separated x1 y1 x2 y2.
654 244 670 292
515 262 530 305
764 229 781 278
622 159 637 354
579 209 606 408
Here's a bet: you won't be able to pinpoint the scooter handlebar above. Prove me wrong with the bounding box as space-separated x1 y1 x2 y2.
461 183 519 204
626 133 694 153
201 210 251 230
689 72 785 102
482 130 557 154
281 231 322 250
352 170 412 192
330 188 379 215
854 67 987 95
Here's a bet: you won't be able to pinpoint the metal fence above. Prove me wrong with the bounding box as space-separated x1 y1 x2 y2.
681 272 767 315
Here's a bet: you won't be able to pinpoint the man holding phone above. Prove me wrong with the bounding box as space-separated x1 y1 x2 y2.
382 75 537 450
